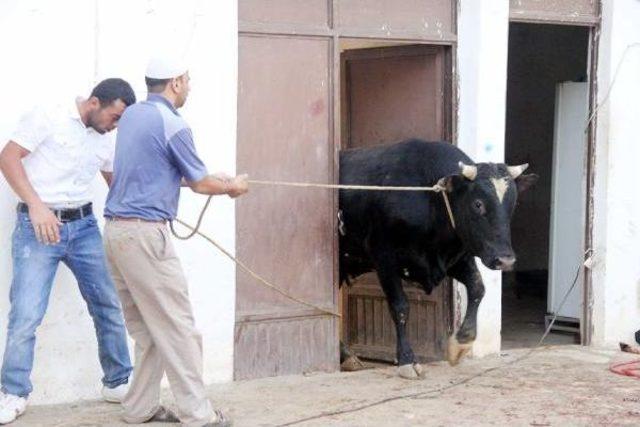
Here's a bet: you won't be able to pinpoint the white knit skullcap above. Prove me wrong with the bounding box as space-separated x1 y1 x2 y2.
145 56 188 79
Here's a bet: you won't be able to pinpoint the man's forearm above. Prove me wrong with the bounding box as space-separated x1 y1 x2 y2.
189 175 232 195
0 149 43 207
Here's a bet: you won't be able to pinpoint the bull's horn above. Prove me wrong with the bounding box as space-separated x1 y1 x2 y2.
507 163 529 179
458 162 477 181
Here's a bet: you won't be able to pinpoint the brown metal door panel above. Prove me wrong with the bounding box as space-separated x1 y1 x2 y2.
338 0 454 39
345 276 449 362
235 35 337 379
239 0 329 28
509 0 599 25
234 315 336 379
346 48 444 148
341 45 452 363
237 35 332 313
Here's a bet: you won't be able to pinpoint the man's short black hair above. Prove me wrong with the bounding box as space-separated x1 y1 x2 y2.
90 78 136 107
145 77 171 94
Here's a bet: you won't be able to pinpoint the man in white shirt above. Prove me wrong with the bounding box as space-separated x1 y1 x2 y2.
0 79 136 424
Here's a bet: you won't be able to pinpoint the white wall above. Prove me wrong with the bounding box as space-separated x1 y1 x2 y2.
591 0 640 347
0 0 238 404
457 0 510 357
456 0 640 356
457 0 640 353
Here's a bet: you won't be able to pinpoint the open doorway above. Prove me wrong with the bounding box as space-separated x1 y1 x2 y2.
339 41 453 364
503 23 591 349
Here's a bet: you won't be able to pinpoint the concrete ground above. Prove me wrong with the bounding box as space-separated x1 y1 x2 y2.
501 280 578 350
12 345 640 426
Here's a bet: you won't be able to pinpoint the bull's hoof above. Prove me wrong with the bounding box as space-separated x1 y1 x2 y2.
398 363 426 380
341 355 367 371
447 335 473 366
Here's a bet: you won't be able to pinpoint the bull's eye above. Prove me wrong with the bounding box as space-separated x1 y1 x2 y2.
473 199 486 215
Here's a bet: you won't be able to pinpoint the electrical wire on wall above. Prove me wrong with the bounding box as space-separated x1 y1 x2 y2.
585 42 640 133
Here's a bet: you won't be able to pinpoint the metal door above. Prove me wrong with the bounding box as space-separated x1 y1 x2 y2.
235 34 338 379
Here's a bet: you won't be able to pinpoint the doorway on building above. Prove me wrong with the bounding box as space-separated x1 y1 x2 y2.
339 42 454 364
503 23 591 349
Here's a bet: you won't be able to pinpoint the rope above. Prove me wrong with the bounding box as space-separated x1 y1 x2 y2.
171 179 451 243
247 179 446 192
441 191 456 229
611 342 640 379
170 179 455 317
170 195 212 241
171 217 340 318
247 179 456 229
610 360 640 379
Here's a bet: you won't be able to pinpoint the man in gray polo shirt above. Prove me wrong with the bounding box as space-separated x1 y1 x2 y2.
104 57 246 427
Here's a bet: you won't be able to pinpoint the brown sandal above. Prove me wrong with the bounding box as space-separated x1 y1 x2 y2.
145 406 180 423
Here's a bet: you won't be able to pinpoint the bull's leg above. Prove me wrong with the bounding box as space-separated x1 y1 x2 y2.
340 340 352 362
372 251 425 380
447 255 486 366
339 281 366 371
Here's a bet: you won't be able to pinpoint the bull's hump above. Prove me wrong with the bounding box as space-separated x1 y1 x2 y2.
339 139 474 185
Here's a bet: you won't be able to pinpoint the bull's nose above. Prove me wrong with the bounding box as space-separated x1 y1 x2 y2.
495 256 516 271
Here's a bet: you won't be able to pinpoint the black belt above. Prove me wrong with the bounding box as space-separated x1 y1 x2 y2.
17 203 93 223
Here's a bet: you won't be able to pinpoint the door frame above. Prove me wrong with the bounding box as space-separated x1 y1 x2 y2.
503 17 600 346
339 43 456 362
582 22 600 346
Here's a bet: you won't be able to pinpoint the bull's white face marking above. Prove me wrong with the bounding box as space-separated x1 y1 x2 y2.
491 177 509 203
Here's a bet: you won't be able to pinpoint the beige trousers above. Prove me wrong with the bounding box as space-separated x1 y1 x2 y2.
104 220 213 427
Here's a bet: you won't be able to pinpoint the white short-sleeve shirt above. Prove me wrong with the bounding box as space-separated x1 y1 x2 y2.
9 98 115 208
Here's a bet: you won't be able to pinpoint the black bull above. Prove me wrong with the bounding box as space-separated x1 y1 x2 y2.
338 139 538 379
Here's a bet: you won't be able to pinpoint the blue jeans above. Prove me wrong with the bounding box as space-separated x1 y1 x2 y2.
1 212 132 397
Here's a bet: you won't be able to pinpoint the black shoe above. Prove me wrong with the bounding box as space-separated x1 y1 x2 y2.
201 410 232 427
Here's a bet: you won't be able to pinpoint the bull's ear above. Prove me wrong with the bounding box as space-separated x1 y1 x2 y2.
515 173 539 194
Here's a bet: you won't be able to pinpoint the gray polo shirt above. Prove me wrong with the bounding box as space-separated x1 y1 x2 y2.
105 94 208 220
